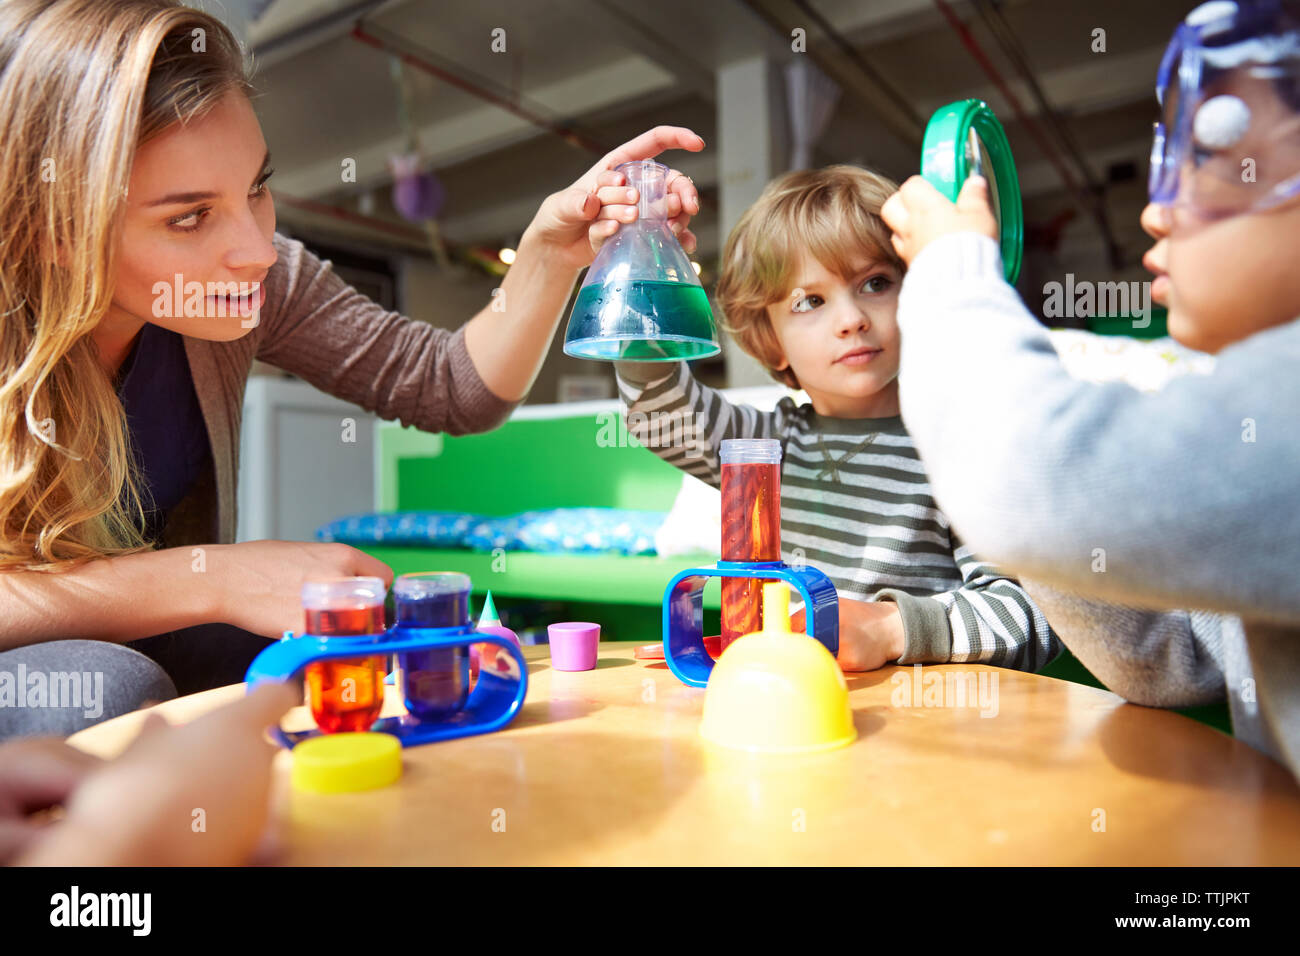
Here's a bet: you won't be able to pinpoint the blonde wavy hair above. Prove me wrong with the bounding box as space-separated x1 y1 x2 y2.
0 0 253 571
715 165 903 389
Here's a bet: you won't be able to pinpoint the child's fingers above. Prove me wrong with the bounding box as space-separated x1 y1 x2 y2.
0 739 102 814
0 819 42 865
0 735 102 773
116 711 169 759
595 169 626 189
144 683 294 749
897 174 950 209
222 681 299 732
891 233 907 259
956 175 993 215
880 190 908 235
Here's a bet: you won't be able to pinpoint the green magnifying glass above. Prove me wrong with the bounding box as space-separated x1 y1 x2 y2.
920 99 1023 284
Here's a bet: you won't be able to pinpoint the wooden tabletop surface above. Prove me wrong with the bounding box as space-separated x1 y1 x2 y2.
68 642 1300 865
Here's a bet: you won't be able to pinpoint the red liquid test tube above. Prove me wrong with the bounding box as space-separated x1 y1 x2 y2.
301 577 388 734
719 438 782 652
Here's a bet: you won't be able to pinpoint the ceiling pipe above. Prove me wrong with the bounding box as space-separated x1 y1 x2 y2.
588 0 718 104
972 0 1096 185
787 0 927 137
348 20 719 213
932 0 1123 267
933 0 1081 192
267 9 722 252
969 0 1123 268
350 21 615 158
735 0 925 149
251 0 397 69
276 192 429 244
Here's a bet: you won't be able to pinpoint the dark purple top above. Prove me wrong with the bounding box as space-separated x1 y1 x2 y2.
114 323 212 545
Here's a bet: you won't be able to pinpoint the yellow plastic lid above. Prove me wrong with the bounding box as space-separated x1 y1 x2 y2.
291 732 402 794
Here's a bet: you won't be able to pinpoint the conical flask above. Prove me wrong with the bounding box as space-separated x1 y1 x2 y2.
563 159 721 361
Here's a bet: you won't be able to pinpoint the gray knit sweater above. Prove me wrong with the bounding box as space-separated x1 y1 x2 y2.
895 232 1300 777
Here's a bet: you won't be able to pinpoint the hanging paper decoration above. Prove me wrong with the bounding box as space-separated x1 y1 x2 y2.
785 59 841 171
387 55 450 267
388 152 446 223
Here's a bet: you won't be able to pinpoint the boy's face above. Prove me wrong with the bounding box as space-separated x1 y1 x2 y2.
1141 78 1300 353
766 251 902 418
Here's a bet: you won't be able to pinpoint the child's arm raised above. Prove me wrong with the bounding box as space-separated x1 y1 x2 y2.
885 178 1300 621
615 361 795 488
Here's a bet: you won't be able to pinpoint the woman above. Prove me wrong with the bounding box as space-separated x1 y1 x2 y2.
0 0 704 736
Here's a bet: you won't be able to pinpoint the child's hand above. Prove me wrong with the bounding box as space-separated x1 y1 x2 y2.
880 175 998 266
791 598 905 671
0 737 102 864
522 126 705 271
19 681 298 866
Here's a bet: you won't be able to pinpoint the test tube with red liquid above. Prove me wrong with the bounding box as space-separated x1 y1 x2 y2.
301 577 388 733
392 572 471 718
719 438 782 651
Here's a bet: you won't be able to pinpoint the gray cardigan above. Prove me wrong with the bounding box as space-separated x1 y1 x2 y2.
894 232 1300 778
162 232 518 549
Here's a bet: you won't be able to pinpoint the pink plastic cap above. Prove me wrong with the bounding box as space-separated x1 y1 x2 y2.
548 622 600 671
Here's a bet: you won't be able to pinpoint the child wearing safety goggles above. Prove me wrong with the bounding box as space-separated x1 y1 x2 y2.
881 0 1300 778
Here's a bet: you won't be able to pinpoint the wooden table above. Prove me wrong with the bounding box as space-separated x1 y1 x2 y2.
69 643 1300 864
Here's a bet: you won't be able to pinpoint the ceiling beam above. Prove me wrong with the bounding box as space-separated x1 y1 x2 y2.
1015 135 1150 199
581 0 718 104
913 43 1163 121
272 54 677 198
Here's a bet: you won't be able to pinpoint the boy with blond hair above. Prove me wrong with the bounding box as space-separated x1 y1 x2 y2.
617 165 1057 670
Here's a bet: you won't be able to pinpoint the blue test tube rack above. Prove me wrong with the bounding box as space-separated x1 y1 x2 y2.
662 559 839 687
244 623 529 749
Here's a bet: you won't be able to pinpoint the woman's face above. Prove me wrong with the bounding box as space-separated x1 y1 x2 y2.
109 91 277 341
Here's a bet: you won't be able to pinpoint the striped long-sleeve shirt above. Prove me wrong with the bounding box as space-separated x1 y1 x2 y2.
616 361 1059 671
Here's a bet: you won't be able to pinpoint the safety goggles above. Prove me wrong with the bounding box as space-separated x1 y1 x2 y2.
1149 0 1300 219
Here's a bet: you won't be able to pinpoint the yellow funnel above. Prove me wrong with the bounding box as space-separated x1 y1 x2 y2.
700 581 856 754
